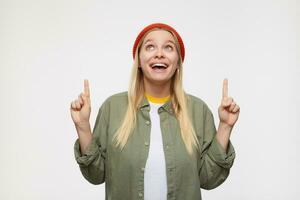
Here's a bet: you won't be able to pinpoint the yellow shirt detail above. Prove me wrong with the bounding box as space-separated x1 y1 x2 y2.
145 93 170 104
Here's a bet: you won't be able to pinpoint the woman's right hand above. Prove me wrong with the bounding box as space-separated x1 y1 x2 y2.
70 79 91 131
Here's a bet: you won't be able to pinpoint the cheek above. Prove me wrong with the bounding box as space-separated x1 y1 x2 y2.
139 52 152 67
139 57 146 67
170 54 179 66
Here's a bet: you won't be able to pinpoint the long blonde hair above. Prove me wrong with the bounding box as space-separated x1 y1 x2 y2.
112 28 200 155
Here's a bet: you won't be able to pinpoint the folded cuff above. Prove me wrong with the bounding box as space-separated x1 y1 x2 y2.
207 136 235 169
74 138 100 167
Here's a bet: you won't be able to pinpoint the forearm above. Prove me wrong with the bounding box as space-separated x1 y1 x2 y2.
199 122 235 189
75 122 92 154
216 122 233 153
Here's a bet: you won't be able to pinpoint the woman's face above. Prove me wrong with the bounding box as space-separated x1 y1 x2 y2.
139 29 179 85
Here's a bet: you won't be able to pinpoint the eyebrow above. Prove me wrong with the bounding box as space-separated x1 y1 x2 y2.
143 39 176 45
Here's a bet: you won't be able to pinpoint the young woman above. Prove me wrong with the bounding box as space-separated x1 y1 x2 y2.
70 23 240 200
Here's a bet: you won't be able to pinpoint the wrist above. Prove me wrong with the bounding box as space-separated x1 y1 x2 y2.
219 121 233 130
75 121 91 134
217 122 233 138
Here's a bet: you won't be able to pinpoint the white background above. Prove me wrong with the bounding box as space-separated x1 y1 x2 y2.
1 0 299 199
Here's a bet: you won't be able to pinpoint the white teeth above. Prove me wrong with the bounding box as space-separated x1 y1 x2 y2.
151 63 167 68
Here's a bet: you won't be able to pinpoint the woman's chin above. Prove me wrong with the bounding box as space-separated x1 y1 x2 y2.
147 76 172 84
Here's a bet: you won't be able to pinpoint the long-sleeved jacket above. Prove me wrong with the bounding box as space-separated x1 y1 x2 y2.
74 91 235 200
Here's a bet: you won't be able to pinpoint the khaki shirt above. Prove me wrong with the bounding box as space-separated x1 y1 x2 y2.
74 91 235 200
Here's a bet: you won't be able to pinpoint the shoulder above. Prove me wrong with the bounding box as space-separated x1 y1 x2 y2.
95 91 128 120
100 91 128 110
186 93 210 110
186 93 205 104
185 92 214 120
105 91 128 103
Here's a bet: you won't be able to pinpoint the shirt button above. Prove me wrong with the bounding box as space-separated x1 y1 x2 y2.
144 142 149 146
141 167 145 172
166 145 169 149
145 120 150 125
138 192 143 197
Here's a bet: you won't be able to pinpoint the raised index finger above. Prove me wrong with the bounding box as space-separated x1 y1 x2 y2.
84 79 90 96
222 78 228 98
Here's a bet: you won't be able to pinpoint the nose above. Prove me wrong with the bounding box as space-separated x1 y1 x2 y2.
155 47 164 58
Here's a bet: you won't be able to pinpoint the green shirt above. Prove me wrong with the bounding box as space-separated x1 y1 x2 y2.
74 91 235 200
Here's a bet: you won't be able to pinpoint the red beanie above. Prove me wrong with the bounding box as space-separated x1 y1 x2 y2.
132 23 185 62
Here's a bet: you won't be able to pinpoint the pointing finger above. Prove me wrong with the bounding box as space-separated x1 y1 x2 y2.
222 78 228 99
222 97 233 107
84 79 90 97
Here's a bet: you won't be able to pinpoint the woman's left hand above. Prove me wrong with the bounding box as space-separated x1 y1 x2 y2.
218 79 240 127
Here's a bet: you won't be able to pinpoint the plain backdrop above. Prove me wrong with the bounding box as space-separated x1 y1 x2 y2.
1 0 299 199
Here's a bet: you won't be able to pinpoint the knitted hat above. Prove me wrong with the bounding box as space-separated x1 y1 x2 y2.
132 23 185 62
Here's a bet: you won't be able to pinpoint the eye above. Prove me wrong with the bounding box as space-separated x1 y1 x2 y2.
165 45 174 51
145 44 155 51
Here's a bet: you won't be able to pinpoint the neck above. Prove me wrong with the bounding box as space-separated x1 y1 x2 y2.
143 78 171 98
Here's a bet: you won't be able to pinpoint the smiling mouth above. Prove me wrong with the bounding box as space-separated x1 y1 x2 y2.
150 63 168 70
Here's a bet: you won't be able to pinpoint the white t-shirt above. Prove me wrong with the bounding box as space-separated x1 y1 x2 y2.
144 102 167 200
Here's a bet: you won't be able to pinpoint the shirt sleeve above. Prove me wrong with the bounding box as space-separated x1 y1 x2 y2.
74 101 108 185
198 104 236 190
